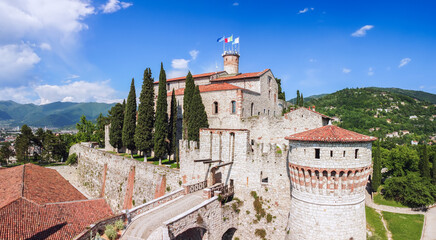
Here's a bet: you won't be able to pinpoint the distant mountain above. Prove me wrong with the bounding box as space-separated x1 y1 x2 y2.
0 101 115 128
288 93 327 104
305 88 435 142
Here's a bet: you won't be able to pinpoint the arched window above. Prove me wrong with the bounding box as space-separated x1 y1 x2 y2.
269 90 271 99
231 101 236 114
213 102 218 114
250 103 254 116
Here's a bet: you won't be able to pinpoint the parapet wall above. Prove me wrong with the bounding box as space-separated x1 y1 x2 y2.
70 144 181 213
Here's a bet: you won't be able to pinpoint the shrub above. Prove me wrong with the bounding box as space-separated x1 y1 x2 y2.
250 191 258 199
266 213 273 223
253 197 266 218
104 225 117 240
66 153 77 165
114 220 124 231
255 228 266 239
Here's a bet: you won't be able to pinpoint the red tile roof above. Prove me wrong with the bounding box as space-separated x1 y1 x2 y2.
168 83 243 96
0 164 113 240
154 71 225 84
0 164 87 208
285 125 377 143
212 69 270 81
0 198 113 240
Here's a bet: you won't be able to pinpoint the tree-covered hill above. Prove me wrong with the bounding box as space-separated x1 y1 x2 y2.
0 100 115 128
306 88 435 143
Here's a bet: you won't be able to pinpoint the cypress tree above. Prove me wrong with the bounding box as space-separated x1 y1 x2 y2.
300 93 304 107
296 90 300 106
188 85 209 143
122 78 137 156
135 68 155 156
109 103 124 152
372 141 382 192
154 63 169 160
183 72 195 139
419 144 431 179
168 89 177 160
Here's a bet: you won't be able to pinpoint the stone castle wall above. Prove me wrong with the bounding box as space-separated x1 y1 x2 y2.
70 144 181 213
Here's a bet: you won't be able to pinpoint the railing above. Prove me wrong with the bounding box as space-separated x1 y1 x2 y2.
183 181 207 194
127 188 184 221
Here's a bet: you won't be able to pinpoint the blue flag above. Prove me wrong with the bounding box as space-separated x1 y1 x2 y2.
217 36 225 42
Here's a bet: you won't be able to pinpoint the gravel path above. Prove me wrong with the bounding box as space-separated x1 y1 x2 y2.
48 165 93 199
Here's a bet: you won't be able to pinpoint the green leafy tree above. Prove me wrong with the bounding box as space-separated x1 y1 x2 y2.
135 68 155 156
433 152 436 185
372 141 382 192
168 89 177 159
123 78 137 156
385 145 419 177
109 103 124 152
0 142 14 165
275 78 286 101
154 63 169 160
76 115 96 142
419 144 431 179
188 85 209 143
183 72 195 139
15 125 34 162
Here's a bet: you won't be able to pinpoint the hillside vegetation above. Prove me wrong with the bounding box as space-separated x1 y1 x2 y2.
0 101 115 128
307 88 435 143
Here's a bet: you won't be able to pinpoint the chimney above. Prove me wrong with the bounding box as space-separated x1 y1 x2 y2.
312 105 316 112
222 51 240 74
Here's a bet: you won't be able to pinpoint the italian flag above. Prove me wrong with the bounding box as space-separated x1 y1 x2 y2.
225 35 233 43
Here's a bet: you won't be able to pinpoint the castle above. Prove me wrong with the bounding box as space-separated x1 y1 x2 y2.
104 51 376 239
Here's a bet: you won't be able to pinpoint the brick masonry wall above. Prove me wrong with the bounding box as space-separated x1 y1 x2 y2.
70 144 181 213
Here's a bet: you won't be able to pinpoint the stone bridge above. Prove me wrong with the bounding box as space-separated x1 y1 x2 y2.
122 182 238 240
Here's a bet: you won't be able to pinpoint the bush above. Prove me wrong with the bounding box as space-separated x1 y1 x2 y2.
255 228 266 239
114 220 124 231
66 153 77 165
104 225 117 240
266 213 273 223
383 172 436 208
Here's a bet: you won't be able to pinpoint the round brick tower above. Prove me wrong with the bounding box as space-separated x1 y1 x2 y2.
285 125 376 240
222 52 239 74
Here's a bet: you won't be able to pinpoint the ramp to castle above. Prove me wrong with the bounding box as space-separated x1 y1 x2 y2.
122 191 204 240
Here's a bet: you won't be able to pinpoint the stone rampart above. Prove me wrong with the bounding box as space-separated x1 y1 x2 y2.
70 144 181 213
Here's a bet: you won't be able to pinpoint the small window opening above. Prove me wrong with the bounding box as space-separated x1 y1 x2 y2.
251 139 254 145
355 149 359 159
330 150 333 157
304 149 306 155
213 102 219 114
315 148 320 159
231 101 236 114
343 151 346 157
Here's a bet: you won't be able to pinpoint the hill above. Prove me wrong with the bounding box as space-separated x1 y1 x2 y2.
305 88 436 143
369 87 436 104
288 93 327 104
0 101 115 128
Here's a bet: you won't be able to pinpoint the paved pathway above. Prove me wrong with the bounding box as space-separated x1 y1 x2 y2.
422 207 436 240
122 191 205 240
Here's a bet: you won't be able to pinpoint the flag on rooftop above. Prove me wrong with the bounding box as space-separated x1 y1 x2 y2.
233 37 239 44
217 36 225 42
225 35 233 43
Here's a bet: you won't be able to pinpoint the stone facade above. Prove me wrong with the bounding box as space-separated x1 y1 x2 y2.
70 144 181 213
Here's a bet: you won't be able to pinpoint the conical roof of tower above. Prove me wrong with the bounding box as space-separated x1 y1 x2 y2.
285 125 377 143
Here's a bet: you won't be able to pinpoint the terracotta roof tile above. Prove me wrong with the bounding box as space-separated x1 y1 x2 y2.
154 71 225 84
285 125 377 143
212 69 270 81
168 83 243 96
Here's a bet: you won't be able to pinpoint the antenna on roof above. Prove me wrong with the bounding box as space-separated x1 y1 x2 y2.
215 61 218 72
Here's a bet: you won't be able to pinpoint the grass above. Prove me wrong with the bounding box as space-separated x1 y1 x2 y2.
374 193 407 208
365 206 388 240
106 151 179 168
3 161 67 168
382 211 424 240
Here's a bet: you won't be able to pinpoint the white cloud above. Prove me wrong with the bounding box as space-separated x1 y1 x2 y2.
342 68 351 74
233 2 239 6
34 80 119 104
0 43 41 83
351 25 374 37
171 59 190 69
101 0 133 14
189 50 199 60
368 67 374 76
298 7 314 14
66 74 80 79
168 70 189 79
398 58 411 68
0 86 36 103
39 43 51 51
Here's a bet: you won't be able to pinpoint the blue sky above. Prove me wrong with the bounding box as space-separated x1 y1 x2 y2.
0 0 435 104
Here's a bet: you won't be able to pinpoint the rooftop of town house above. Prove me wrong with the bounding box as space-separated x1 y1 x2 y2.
154 71 226 84
285 125 377 143
211 69 270 81
167 82 244 96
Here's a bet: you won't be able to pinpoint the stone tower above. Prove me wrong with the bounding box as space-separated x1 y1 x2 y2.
285 125 376 240
222 51 239 74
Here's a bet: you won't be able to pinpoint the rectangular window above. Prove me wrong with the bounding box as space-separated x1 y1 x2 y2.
330 150 333 157
355 149 359 159
343 151 346 157
231 101 236 114
315 148 320 159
